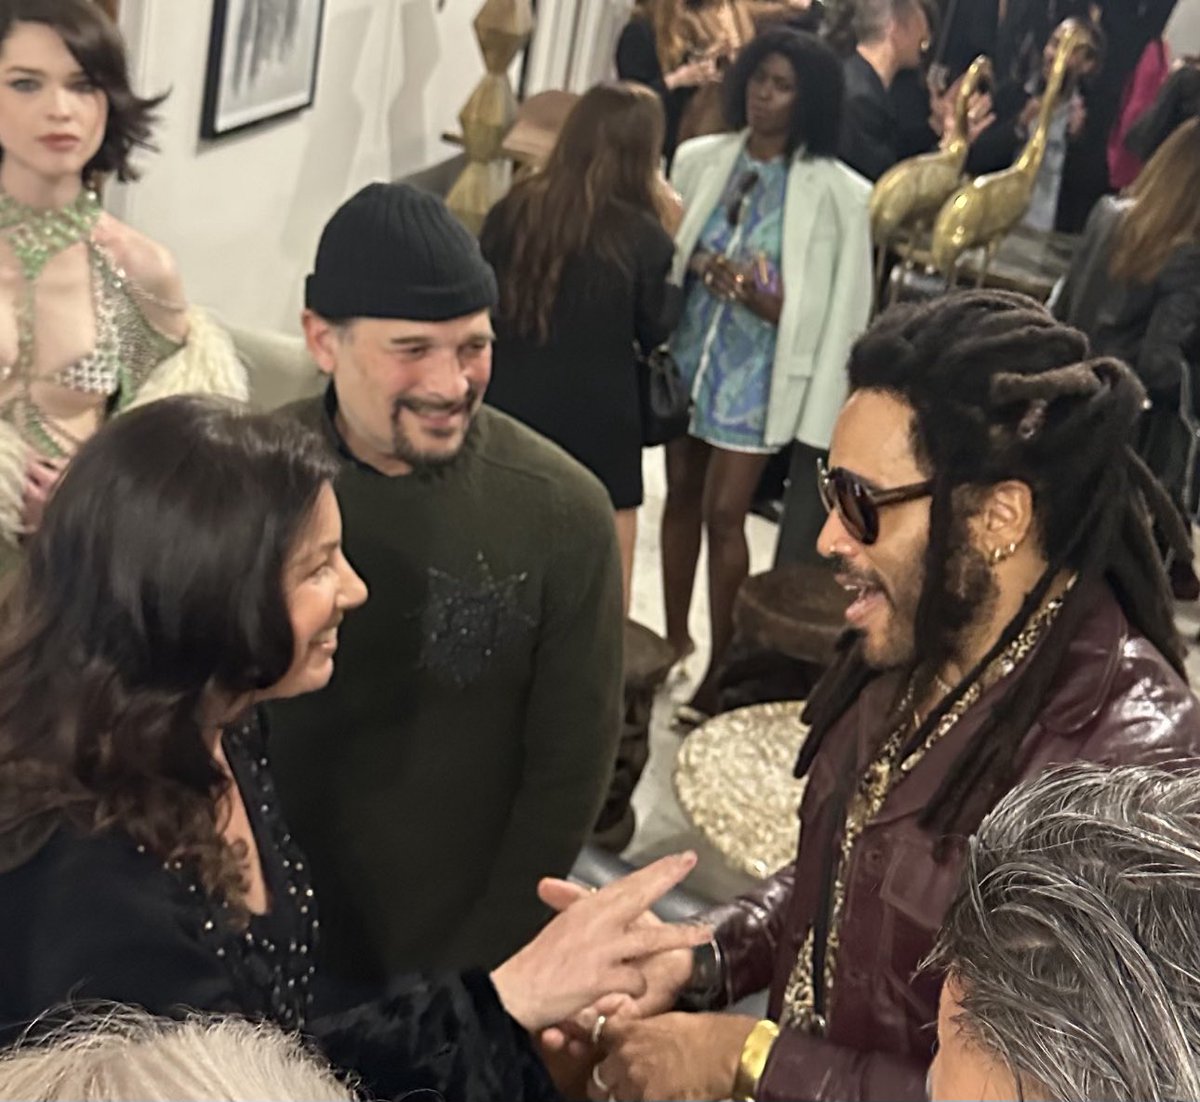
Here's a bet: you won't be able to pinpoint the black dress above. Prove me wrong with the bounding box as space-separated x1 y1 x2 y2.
0 716 559 1102
481 204 681 511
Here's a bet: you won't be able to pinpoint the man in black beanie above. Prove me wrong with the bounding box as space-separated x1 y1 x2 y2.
266 182 623 981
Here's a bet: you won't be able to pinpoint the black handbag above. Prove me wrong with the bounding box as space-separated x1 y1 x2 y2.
637 345 691 447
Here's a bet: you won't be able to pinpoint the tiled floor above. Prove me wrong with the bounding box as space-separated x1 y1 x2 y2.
624 448 1200 905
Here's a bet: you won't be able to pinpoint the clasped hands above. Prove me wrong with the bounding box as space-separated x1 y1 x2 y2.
519 861 758 1101
700 254 753 304
489 853 711 1035
694 253 782 326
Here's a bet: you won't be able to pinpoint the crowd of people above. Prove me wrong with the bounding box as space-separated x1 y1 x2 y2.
0 0 1200 1100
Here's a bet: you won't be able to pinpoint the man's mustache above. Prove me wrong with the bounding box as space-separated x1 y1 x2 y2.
392 388 479 417
828 554 885 592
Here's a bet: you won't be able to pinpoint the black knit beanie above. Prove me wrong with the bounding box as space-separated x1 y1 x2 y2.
304 182 498 321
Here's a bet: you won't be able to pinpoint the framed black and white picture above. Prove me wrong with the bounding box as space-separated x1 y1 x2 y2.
201 0 327 139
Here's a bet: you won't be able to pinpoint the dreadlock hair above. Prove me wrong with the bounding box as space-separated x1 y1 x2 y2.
797 290 1188 848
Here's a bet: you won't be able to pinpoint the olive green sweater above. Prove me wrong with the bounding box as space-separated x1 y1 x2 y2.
267 391 622 978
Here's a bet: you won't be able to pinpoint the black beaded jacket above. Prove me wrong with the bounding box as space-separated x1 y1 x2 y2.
0 713 559 1102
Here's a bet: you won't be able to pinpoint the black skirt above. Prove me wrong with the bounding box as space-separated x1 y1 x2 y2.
486 348 644 510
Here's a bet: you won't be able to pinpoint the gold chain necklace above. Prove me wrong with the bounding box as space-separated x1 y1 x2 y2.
780 589 1070 1032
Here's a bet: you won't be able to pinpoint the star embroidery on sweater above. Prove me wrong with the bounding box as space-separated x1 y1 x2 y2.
418 553 535 688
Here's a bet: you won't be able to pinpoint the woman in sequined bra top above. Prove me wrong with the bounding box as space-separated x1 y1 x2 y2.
0 0 245 561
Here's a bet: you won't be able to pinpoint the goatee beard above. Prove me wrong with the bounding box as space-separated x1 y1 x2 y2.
390 395 479 472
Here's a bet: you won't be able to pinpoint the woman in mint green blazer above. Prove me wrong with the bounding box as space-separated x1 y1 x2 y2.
662 28 873 723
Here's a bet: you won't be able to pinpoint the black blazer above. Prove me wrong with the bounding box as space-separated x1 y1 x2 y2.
481 202 680 510
839 52 898 181
1056 196 1200 406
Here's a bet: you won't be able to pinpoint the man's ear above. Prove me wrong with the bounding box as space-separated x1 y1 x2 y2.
977 480 1036 555
301 310 344 376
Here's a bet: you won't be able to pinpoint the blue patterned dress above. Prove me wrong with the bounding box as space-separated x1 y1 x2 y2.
671 150 787 452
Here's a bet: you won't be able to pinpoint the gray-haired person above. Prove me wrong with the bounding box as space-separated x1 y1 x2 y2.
928 762 1200 1102
0 1011 357 1102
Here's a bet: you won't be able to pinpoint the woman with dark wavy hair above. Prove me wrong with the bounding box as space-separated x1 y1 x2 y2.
0 0 245 574
0 396 708 1101
615 0 734 166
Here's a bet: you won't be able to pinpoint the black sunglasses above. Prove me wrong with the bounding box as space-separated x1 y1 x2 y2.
817 460 933 545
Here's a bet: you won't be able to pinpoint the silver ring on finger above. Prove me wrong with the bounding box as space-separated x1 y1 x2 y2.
591 1064 611 1094
591 1013 608 1046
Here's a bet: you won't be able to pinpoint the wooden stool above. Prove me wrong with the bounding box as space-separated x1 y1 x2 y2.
500 90 579 171
718 564 849 711
590 619 676 853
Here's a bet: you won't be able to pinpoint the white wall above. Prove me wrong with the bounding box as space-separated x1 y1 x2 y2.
110 0 484 333
1167 0 1200 55
524 0 628 94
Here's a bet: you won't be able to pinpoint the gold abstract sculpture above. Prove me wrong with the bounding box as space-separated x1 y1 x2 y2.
930 19 1093 283
869 55 992 265
445 0 534 235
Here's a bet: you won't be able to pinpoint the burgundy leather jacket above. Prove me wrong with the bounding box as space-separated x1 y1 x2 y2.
706 586 1200 1101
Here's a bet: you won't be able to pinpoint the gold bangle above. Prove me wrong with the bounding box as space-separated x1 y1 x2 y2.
732 1018 780 1101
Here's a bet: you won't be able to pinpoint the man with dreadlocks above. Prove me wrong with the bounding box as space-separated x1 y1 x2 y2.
571 290 1200 1101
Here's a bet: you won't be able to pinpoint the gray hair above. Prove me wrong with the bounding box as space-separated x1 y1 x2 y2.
928 762 1200 1102
0 1009 358 1101
831 0 922 46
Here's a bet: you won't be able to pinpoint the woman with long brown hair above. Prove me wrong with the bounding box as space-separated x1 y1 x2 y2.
617 0 757 165
1056 116 1200 597
481 82 682 612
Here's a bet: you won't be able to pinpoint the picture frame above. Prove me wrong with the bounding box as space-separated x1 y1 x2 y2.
200 0 328 140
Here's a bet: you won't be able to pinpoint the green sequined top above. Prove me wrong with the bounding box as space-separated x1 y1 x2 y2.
0 188 184 458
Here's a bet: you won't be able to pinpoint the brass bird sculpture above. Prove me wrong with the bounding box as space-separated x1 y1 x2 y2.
869 54 993 254
930 18 1094 283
